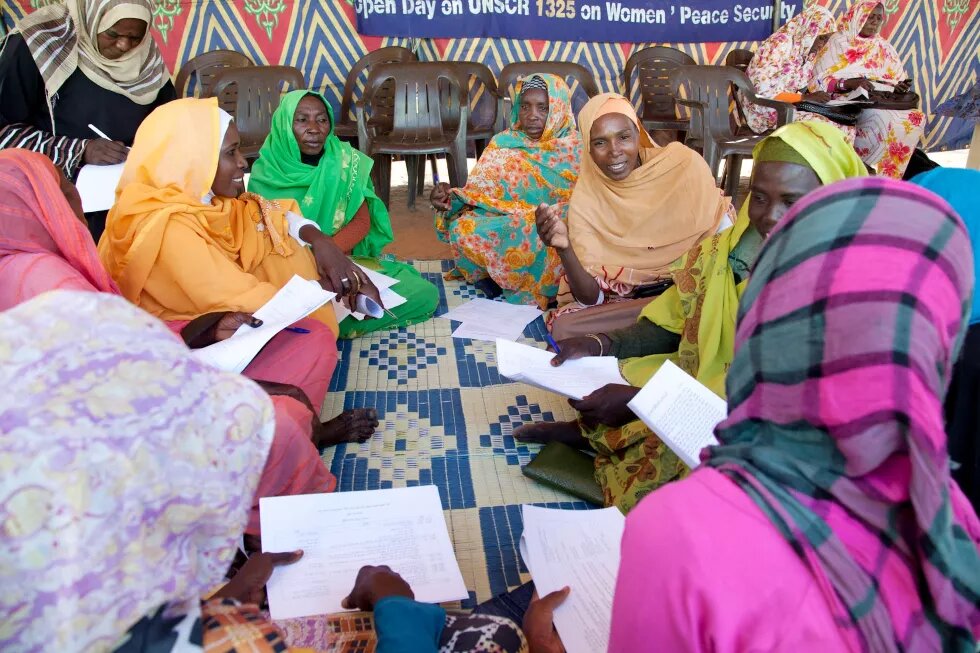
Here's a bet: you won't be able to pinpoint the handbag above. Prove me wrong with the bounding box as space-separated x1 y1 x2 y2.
796 100 863 126
522 441 605 505
867 90 920 111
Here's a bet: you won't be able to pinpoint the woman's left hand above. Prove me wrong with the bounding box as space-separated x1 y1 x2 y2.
213 312 261 342
523 587 570 653
214 550 304 605
569 384 639 428
306 232 363 305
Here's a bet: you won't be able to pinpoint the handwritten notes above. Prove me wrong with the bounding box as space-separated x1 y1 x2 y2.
627 360 727 468
193 275 335 373
260 485 468 620
520 506 626 653
496 339 627 400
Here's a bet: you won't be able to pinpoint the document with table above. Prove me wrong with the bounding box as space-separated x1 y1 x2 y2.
627 359 727 468
496 339 627 400
520 505 626 653
193 275 335 373
260 485 468 620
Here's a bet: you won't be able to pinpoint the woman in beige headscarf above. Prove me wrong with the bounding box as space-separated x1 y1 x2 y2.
537 94 734 339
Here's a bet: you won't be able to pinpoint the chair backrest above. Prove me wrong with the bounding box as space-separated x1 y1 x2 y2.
338 46 417 128
497 61 598 120
362 62 465 145
624 46 695 121
724 48 754 73
443 61 498 132
210 65 306 156
174 50 253 102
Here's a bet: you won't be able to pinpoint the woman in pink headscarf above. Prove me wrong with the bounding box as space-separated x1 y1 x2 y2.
0 148 341 537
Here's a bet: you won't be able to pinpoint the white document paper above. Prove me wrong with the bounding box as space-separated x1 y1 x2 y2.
496 339 627 400
627 359 727 468
356 264 399 290
260 485 468 620
440 298 542 342
75 163 125 212
520 506 626 653
193 275 335 373
334 286 407 322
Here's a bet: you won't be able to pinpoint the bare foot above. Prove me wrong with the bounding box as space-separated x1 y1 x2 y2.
316 408 379 448
513 420 589 448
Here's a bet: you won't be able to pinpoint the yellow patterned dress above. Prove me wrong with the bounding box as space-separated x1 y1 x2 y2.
435 74 581 308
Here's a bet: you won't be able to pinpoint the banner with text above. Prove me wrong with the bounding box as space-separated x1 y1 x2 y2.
354 0 799 43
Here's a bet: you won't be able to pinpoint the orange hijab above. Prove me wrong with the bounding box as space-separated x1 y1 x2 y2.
565 94 729 297
98 98 336 330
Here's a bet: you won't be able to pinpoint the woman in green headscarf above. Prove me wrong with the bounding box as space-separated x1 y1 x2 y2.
250 90 438 338
517 121 869 513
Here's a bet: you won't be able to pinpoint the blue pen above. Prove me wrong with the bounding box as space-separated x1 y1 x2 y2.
285 327 310 334
545 333 561 353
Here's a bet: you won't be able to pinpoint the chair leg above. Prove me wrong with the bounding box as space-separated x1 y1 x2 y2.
407 155 419 210
448 146 468 188
377 155 392 208
474 139 486 160
724 155 743 199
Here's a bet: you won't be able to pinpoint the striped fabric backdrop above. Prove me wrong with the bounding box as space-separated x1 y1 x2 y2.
2 0 977 150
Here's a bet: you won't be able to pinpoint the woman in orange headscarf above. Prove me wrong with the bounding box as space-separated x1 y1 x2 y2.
537 94 733 339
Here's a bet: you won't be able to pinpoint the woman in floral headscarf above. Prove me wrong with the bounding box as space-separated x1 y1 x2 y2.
743 5 843 134
432 74 581 308
811 0 926 178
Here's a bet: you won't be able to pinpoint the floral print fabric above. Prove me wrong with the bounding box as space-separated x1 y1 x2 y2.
811 0 925 177
435 74 581 308
0 291 275 652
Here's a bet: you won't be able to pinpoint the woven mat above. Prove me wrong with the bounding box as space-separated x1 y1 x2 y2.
319 260 591 608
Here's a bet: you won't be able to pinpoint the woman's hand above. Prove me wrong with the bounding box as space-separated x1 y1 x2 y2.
894 79 913 94
550 335 610 366
523 587 570 653
535 204 569 251
213 312 261 342
341 565 415 611
214 550 303 605
569 383 639 428
83 138 128 165
802 91 832 103
840 77 874 93
430 182 452 212
303 229 364 305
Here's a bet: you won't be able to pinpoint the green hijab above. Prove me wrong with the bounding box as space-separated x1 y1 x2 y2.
250 90 393 257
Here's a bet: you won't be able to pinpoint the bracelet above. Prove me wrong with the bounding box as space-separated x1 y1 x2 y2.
585 333 604 357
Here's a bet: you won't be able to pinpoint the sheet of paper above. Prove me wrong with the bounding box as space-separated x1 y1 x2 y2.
496 339 627 400
260 485 468 620
439 297 541 326
452 319 526 342
75 163 125 212
627 359 727 468
334 287 408 322
520 505 626 653
356 264 399 290
193 275 335 373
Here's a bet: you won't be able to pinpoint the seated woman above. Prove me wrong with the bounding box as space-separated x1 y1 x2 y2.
743 5 843 135
518 122 868 513
0 290 526 653
0 0 176 240
810 1 925 178
250 90 438 338
539 94 734 340
912 168 980 514
608 176 980 651
431 74 581 308
0 148 379 540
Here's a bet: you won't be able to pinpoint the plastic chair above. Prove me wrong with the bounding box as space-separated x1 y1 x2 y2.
174 50 253 114
335 46 417 143
670 65 795 198
724 48 755 73
496 61 598 132
211 65 307 160
623 46 696 139
357 62 468 209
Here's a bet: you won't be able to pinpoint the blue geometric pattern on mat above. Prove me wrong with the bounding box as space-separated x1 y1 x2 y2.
330 388 475 510
480 501 593 598
454 336 504 388
423 271 450 315
359 330 447 385
481 395 558 466
327 336 354 392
